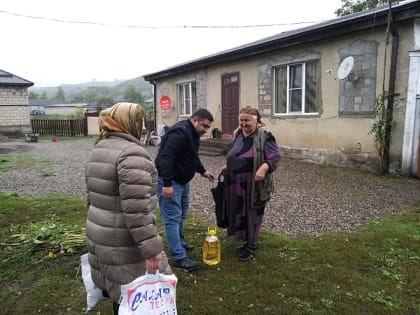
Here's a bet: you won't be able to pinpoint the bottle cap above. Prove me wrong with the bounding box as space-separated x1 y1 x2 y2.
208 226 217 235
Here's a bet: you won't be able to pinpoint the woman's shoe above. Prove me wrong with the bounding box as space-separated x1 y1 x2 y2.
239 246 255 261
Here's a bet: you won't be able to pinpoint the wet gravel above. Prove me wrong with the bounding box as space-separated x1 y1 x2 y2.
1 138 419 236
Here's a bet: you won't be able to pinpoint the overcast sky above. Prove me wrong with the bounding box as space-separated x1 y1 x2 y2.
0 0 343 87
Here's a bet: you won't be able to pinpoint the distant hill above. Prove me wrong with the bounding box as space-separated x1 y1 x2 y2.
118 77 152 92
30 76 153 100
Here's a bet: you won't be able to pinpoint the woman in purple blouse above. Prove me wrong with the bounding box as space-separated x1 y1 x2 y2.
220 106 281 261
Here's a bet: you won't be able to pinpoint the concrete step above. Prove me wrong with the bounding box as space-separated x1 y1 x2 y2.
198 148 226 156
200 138 231 147
199 138 231 156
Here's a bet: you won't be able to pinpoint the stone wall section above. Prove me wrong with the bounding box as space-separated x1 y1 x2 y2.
0 86 31 135
281 145 381 173
257 63 272 116
195 71 207 109
338 39 379 117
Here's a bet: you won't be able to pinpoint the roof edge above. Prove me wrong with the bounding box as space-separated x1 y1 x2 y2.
144 0 420 82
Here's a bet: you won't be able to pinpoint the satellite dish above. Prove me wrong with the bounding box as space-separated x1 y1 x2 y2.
337 56 354 80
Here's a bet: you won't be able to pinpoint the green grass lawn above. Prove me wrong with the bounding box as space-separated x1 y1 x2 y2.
0 193 419 314
0 153 51 172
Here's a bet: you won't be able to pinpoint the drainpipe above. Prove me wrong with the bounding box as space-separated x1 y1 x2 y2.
151 81 157 132
383 2 399 174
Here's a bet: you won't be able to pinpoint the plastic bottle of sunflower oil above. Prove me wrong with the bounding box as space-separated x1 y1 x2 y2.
202 225 221 265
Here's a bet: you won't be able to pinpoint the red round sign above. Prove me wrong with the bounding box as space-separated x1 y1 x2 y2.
160 96 171 110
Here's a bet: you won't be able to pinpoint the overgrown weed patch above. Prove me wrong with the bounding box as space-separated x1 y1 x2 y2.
0 193 419 314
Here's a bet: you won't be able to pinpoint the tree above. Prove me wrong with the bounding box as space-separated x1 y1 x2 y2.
145 107 154 120
83 87 101 103
123 85 145 104
96 96 115 107
74 107 86 119
56 87 66 102
29 91 39 99
335 0 397 16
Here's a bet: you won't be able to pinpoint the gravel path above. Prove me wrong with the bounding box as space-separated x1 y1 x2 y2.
1 138 419 236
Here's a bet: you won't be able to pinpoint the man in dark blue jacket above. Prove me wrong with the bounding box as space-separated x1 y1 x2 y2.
155 108 215 271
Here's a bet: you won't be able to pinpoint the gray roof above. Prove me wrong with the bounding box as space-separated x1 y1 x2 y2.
143 0 420 81
29 99 61 106
28 99 87 107
0 69 33 87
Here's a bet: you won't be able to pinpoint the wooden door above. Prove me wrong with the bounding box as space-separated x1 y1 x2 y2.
221 73 239 136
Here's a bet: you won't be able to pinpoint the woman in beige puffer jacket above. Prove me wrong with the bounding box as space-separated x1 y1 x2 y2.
85 103 171 314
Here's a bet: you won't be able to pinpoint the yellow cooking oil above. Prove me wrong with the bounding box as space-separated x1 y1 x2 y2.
202 225 221 265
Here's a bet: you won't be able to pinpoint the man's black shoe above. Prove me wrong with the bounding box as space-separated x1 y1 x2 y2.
173 258 199 272
183 243 195 251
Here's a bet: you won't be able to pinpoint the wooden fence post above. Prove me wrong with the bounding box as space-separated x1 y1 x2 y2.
84 113 88 136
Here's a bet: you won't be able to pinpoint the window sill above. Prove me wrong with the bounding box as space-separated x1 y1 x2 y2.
272 113 321 119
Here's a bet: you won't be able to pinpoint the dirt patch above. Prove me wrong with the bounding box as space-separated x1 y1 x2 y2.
0 145 33 154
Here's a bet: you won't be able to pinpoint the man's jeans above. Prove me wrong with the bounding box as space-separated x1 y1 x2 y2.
157 177 190 261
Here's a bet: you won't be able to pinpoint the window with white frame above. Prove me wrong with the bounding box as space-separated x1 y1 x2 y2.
177 81 196 117
273 60 320 115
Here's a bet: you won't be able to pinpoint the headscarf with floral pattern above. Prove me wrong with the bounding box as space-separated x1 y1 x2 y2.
95 102 145 144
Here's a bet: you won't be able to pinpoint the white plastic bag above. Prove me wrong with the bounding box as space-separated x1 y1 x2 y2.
80 253 107 312
118 272 177 315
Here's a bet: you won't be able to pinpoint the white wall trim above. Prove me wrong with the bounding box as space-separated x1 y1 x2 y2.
402 51 420 175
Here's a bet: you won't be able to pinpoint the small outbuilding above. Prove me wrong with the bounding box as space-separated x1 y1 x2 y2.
0 69 33 137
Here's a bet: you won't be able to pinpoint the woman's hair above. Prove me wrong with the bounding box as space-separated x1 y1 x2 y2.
239 106 265 127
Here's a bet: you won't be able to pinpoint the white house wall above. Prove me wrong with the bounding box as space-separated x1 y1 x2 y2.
154 22 415 173
87 116 100 135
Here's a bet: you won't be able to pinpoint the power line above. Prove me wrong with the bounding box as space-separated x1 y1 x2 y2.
0 9 325 29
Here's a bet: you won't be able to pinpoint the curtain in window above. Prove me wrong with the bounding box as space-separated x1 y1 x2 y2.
191 82 196 114
184 85 191 115
289 64 302 112
178 85 185 116
275 67 287 113
304 60 320 113
177 82 196 116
